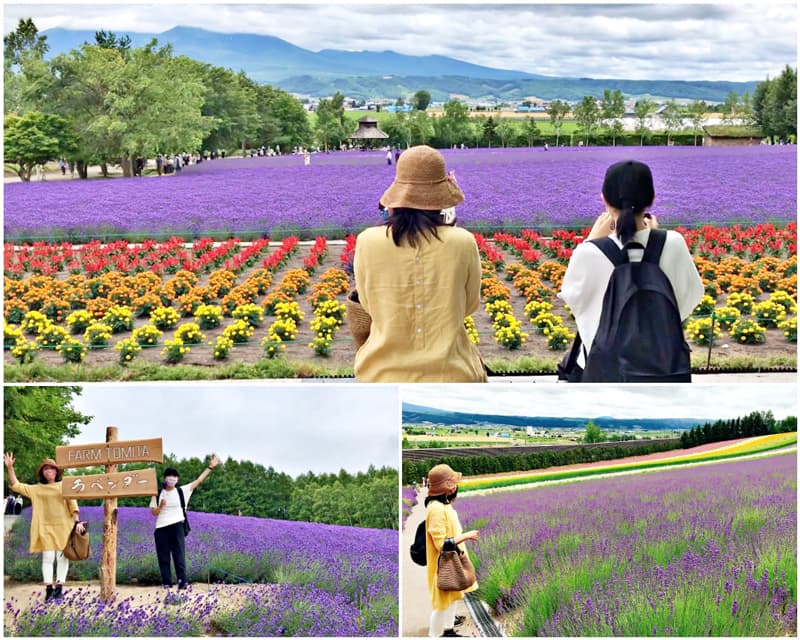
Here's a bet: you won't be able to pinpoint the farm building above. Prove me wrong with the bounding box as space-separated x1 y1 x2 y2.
703 125 763 146
349 116 389 148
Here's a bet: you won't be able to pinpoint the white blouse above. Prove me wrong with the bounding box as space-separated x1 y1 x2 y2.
558 228 704 368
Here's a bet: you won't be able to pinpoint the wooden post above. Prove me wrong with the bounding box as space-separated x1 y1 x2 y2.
101 426 118 601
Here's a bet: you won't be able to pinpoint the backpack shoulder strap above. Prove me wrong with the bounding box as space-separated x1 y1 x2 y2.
589 237 626 267
642 228 667 265
177 487 187 518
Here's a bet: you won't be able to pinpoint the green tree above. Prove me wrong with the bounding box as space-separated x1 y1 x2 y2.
436 99 471 147
574 95 600 146
256 85 313 153
4 19 52 115
93 30 132 53
4 387 91 488
482 116 498 147
4 18 49 70
634 98 656 145
547 99 570 146
686 100 708 146
601 89 626 146
314 90 348 151
408 109 433 145
721 91 741 124
49 41 213 177
522 116 540 147
4 111 76 181
412 90 431 111
583 420 604 443
661 99 685 145
200 67 260 154
495 119 518 147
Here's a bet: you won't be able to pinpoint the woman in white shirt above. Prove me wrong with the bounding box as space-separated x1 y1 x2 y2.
150 455 220 589
559 160 704 376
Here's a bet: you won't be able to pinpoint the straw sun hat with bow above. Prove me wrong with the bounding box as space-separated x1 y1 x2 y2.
379 145 464 212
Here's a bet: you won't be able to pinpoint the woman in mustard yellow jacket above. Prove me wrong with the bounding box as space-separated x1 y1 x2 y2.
353 145 486 383
4 453 84 602
425 464 480 637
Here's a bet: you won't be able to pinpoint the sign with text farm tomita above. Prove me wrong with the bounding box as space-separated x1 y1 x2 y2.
62 467 159 499
55 438 163 468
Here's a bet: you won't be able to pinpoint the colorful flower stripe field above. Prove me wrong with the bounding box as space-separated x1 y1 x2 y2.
4 223 797 374
457 453 797 637
4 507 398 637
459 432 798 492
4 146 796 241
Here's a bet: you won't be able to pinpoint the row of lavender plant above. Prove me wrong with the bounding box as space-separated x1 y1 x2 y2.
5 146 795 240
401 486 418 528
456 453 796 636
4 507 397 636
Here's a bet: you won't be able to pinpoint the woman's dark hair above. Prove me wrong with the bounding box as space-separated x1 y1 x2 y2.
424 486 458 507
383 208 445 248
37 466 62 483
163 467 179 478
602 160 655 245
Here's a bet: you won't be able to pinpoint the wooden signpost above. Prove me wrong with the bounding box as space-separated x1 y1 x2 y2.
59 427 163 600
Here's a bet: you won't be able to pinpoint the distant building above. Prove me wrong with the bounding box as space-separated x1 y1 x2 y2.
349 116 389 149
702 125 763 146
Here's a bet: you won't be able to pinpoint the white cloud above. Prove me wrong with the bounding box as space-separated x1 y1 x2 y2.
402 384 798 420
68 384 399 477
4 3 795 81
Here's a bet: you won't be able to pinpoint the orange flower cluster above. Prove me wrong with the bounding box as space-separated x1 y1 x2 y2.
307 268 350 310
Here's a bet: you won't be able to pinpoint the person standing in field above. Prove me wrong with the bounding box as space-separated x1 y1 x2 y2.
150 455 220 589
386 148 393 165
558 160 703 380
425 464 479 637
353 145 486 382
3 453 85 602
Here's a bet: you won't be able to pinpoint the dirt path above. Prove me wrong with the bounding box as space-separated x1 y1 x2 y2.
402 488 486 637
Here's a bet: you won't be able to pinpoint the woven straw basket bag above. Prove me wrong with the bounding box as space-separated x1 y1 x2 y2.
346 290 371 350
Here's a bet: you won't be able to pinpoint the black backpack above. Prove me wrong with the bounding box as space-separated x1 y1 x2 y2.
410 521 427 566
581 229 691 383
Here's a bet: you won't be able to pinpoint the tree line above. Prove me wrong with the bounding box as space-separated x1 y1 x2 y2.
402 439 681 484
680 411 796 448
3 387 397 530
4 19 312 180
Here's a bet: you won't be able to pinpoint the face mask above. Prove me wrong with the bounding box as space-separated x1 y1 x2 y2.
164 477 178 488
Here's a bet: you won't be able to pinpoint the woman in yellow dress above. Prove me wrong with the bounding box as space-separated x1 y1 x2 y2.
424 464 480 637
4 453 84 602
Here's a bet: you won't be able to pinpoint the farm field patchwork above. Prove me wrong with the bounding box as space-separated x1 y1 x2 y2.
4 507 397 636
459 432 798 492
4 222 796 379
4 146 796 241
456 452 797 637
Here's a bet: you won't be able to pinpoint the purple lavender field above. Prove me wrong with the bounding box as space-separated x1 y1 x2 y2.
401 486 417 527
4 507 397 636
457 453 797 637
4 146 796 240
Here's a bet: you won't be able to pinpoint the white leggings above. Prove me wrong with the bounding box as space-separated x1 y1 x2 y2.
429 601 458 637
41 550 69 584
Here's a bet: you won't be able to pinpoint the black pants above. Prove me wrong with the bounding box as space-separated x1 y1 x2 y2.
154 522 186 586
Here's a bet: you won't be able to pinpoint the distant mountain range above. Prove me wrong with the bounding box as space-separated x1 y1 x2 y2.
40 26 761 102
402 403 701 432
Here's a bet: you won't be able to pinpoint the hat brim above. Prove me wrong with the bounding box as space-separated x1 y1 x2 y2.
379 178 464 211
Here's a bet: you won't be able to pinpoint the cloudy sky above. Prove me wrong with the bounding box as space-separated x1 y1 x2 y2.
66 384 399 477
402 384 798 420
4 2 796 81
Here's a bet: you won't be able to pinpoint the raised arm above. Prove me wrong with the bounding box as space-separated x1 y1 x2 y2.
190 454 220 491
4 452 19 487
